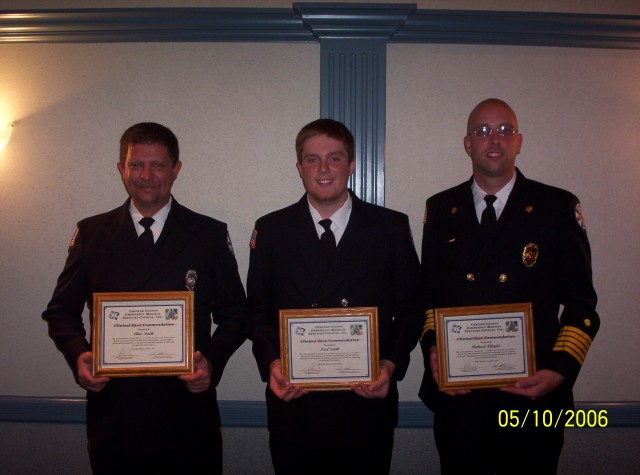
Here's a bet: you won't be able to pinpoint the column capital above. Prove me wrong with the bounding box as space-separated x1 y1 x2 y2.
294 2 416 39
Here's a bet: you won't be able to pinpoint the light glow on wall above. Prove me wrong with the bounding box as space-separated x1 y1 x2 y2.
0 122 13 151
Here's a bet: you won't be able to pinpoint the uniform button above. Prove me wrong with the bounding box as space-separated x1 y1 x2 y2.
499 274 508 283
584 318 591 327
341 299 349 307
311 302 318 308
466 273 475 282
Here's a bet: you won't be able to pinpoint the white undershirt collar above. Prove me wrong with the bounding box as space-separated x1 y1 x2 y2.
307 194 353 245
471 174 516 222
129 197 172 243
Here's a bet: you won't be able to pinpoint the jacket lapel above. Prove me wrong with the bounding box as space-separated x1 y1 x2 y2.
493 168 528 234
287 196 332 300
445 180 488 274
111 201 147 290
468 170 531 273
133 198 193 289
311 193 374 303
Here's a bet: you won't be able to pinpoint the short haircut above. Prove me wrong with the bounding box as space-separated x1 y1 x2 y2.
119 122 180 166
295 118 355 163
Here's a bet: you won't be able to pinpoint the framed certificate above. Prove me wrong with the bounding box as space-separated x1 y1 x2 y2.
435 303 536 390
92 291 194 377
279 307 379 391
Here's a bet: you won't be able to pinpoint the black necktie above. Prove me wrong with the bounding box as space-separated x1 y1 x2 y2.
319 219 336 260
481 195 497 230
139 217 155 253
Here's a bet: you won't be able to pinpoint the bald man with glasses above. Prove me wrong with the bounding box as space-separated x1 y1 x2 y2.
419 98 600 474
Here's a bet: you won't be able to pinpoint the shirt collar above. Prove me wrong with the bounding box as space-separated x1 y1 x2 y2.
129 196 172 239
471 174 516 220
307 193 353 243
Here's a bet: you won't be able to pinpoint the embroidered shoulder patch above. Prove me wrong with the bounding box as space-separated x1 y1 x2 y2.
574 203 586 230
226 231 235 256
69 227 79 248
249 229 258 249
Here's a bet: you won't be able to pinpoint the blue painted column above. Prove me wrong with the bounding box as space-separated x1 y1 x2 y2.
295 3 416 205
320 38 386 204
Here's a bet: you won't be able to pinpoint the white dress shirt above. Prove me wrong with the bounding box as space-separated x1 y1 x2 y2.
129 197 172 243
472 174 516 223
307 194 353 245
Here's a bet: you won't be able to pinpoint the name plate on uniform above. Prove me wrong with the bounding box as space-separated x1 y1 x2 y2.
92 291 194 377
279 307 379 391
435 303 536 390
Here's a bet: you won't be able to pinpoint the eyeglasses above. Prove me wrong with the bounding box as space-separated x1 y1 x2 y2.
470 124 518 138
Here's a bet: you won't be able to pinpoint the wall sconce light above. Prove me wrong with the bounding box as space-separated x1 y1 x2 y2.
0 122 13 151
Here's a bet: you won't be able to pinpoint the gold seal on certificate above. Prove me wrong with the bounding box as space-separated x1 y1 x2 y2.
435 303 536 390
92 291 194 377
279 307 379 391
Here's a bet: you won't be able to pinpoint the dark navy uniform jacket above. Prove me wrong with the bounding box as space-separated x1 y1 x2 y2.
43 198 248 452
248 191 425 447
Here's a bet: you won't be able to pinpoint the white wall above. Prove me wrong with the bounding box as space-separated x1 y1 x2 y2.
1 1 639 403
0 42 319 400
387 44 640 401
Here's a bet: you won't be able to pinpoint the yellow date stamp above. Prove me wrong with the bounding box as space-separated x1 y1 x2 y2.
498 409 609 428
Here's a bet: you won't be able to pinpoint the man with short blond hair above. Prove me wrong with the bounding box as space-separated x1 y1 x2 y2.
248 118 425 474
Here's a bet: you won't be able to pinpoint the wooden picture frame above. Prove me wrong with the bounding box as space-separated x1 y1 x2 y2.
92 291 194 377
279 307 379 391
435 302 536 390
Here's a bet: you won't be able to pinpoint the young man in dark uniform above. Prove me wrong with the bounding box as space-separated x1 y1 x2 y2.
248 119 425 475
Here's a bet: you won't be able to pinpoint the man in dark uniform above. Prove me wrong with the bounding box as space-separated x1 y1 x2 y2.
248 119 425 475
419 99 600 474
42 122 248 474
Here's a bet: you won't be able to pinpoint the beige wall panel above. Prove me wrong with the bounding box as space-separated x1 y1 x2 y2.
0 42 319 399
387 43 640 401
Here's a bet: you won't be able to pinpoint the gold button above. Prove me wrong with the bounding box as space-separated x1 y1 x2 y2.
466 273 475 281
451 207 458 214
525 205 533 213
499 274 508 283
584 319 591 327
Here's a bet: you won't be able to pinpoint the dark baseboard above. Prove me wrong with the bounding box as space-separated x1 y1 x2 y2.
0 395 638 428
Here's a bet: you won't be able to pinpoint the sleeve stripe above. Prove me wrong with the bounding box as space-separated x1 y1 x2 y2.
555 330 590 355
420 309 435 341
553 325 593 365
554 339 588 363
561 326 593 344
558 345 587 366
